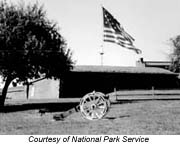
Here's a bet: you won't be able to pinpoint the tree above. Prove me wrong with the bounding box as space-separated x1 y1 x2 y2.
169 35 180 73
0 1 73 107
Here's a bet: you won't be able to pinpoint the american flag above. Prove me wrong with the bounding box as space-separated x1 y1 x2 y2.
103 7 142 54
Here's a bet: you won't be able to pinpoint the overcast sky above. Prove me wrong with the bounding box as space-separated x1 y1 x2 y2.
5 0 180 66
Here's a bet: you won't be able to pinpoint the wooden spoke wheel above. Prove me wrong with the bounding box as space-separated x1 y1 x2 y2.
80 91 110 120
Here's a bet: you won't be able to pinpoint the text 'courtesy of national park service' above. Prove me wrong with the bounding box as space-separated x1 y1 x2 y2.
28 135 150 143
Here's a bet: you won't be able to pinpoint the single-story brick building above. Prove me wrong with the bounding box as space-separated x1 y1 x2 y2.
59 65 180 98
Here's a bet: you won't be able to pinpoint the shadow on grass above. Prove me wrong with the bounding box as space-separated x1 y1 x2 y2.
0 102 79 113
1 100 135 113
105 115 131 120
2 98 180 113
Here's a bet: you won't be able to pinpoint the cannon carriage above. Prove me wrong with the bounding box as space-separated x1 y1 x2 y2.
53 91 111 121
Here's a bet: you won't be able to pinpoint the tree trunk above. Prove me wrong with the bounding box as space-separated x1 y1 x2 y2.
0 76 13 108
59 79 64 98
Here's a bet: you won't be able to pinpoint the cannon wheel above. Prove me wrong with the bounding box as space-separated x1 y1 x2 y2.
80 91 110 120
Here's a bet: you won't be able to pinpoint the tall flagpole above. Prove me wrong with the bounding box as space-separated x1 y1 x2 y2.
100 2 104 66
100 45 104 66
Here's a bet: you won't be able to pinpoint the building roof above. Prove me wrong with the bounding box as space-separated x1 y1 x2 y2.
72 65 177 75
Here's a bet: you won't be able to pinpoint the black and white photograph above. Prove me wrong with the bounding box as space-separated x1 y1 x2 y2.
1 0 180 140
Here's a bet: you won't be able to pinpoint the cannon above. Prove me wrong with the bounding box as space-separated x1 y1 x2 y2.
53 91 111 121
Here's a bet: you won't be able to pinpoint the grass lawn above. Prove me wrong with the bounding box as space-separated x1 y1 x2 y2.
1 96 180 134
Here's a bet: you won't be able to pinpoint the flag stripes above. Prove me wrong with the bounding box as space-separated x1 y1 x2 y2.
102 7 142 54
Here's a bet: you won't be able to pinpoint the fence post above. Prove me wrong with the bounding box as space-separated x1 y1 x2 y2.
152 86 155 96
114 87 117 101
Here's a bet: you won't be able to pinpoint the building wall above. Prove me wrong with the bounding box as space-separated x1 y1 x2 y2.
60 72 180 98
27 79 59 99
3 79 59 100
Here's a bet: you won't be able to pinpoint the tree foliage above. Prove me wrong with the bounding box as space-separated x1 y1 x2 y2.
169 35 180 73
0 1 73 106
